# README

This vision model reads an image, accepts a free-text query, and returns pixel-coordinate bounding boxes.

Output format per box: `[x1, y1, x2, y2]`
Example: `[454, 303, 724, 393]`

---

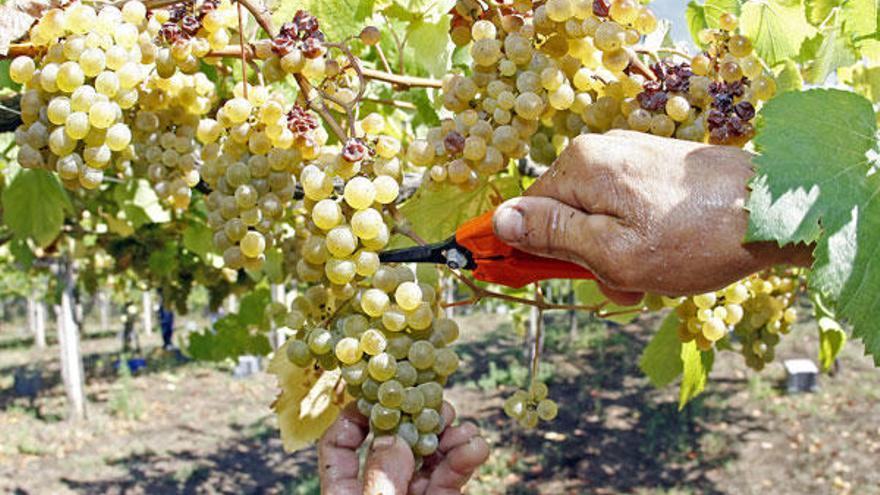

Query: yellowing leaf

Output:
[818, 316, 847, 371]
[679, 341, 714, 410]
[268, 343, 351, 452]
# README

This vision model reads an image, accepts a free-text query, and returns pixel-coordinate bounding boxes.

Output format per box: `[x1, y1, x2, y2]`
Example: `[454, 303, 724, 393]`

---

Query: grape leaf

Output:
[841, 0, 877, 37]
[113, 179, 170, 228]
[238, 287, 271, 327]
[389, 0, 456, 21]
[746, 89, 880, 364]
[741, 0, 815, 66]
[805, 0, 841, 25]
[685, 1, 709, 48]
[818, 316, 847, 371]
[798, 10, 858, 84]
[838, 62, 880, 102]
[268, 342, 351, 452]
[270, 0, 370, 42]
[679, 341, 714, 409]
[182, 220, 214, 259]
[9, 238, 34, 270]
[1, 169, 71, 247]
[774, 58, 804, 92]
[148, 242, 179, 278]
[186, 314, 272, 361]
[393, 174, 522, 247]
[703, 0, 743, 28]
[574, 280, 641, 324]
[406, 18, 452, 78]
[639, 313, 684, 388]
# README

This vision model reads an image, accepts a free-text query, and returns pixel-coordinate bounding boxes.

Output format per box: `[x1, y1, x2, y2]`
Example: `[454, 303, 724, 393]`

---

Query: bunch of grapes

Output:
[199, 84, 327, 270]
[280, 118, 463, 457]
[669, 272, 800, 370]
[415, 0, 658, 183]
[251, 10, 328, 82]
[151, 0, 243, 77]
[132, 71, 217, 209]
[503, 381, 559, 428]
[10, 1, 153, 190]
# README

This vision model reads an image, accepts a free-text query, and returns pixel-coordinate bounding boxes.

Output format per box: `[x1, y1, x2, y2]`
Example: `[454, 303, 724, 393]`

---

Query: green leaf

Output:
[746, 89, 880, 364]
[186, 315, 272, 361]
[263, 247, 285, 284]
[686, 1, 709, 47]
[741, 0, 815, 66]
[838, 62, 880, 102]
[272, 0, 372, 42]
[406, 18, 452, 78]
[773, 58, 804, 92]
[841, 0, 877, 37]
[798, 10, 858, 84]
[0, 60, 20, 91]
[679, 342, 714, 410]
[113, 179, 170, 228]
[9, 238, 34, 270]
[148, 242, 179, 278]
[640, 313, 684, 388]
[182, 221, 214, 259]
[805, 0, 841, 24]
[818, 316, 847, 371]
[389, 0, 456, 20]
[239, 287, 271, 327]
[704, 0, 743, 28]
[416, 263, 440, 286]
[574, 280, 642, 324]
[393, 175, 522, 246]
[1, 169, 71, 247]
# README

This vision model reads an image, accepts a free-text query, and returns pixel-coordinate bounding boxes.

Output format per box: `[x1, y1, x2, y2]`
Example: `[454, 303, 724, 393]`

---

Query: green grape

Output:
[312, 199, 342, 230]
[406, 303, 434, 331]
[325, 259, 357, 285]
[362, 378, 380, 401]
[307, 328, 333, 355]
[105, 123, 131, 151]
[386, 334, 412, 360]
[335, 337, 363, 364]
[368, 352, 397, 381]
[240, 231, 266, 258]
[342, 315, 368, 338]
[530, 382, 549, 401]
[357, 398, 373, 417]
[433, 348, 459, 376]
[408, 341, 436, 370]
[372, 176, 399, 204]
[325, 226, 357, 258]
[397, 421, 419, 447]
[401, 387, 425, 414]
[378, 380, 404, 408]
[665, 96, 691, 122]
[353, 250, 380, 277]
[394, 282, 422, 311]
[341, 361, 368, 386]
[503, 394, 526, 419]
[286, 339, 314, 368]
[361, 288, 390, 317]
[395, 361, 418, 387]
[371, 405, 402, 431]
[351, 208, 383, 240]
[343, 176, 376, 210]
[359, 329, 387, 356]
[414, 433, 439, 457]
[9, 56, 35, 84]
[88, 101, 117, 129]
[417, 382, 443, 410]
[414, 408, 441, 433]
[536, 399, 558, 421]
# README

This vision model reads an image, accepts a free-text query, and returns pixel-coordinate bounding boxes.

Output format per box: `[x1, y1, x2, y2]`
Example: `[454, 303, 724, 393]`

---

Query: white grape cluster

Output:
[152, 0, 238, 76]
[503, 381, 558, 428]
[410, 0, 658, 186]
[667, 272, 799, 369]
[132, 71, 217, 209]
[199, 84, 327, 270]
[282, 118, 461, 457]
[10, 2, 154, 189]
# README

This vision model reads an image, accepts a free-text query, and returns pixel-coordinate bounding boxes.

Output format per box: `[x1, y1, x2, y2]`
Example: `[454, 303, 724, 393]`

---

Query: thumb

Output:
[363, 435, 415, 495]
[493, 197, 621, 272]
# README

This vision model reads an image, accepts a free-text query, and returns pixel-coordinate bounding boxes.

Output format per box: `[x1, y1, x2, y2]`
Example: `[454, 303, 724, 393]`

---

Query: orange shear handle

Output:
[455, 208, 596, 288]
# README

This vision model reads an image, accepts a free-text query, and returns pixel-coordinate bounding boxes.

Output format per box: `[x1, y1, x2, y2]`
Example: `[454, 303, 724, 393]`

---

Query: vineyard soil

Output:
[0, 311, 877, 494]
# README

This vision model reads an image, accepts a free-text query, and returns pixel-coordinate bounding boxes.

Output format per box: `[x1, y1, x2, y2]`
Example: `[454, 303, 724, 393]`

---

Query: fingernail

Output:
[494, 203, 525, 242]
[372, 435, 395, 452]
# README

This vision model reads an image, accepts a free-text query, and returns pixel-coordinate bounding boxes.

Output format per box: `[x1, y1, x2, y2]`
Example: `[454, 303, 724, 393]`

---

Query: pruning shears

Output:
[379, 208, 596, 288]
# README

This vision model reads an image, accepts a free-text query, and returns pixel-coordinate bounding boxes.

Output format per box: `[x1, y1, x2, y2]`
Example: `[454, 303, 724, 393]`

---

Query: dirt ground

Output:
[0, 308, 878, 495]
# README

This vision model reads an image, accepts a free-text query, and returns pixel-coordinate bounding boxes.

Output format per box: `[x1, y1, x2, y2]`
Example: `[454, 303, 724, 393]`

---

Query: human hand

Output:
[317, 402, 490, 495]
[493, 130, 812, 300]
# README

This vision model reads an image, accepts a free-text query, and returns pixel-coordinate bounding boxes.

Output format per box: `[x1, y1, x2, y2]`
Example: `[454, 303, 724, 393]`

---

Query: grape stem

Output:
[361, 97, 417, 110]
[374, 43, 393, 74]
[626, 48, 658, 81]
[637, 47, 693, 60]
[236, 0, 248, 100]
[293, 73, 348, 141]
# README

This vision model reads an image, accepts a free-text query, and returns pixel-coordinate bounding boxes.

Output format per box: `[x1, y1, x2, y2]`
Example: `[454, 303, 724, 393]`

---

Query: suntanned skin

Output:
[493, 130, 812, 305]
[316, 131, 814, 494]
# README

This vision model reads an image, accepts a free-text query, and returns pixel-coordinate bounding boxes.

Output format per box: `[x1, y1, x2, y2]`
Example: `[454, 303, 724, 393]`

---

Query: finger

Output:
[418, 401, 460, 472]
[439, 401, 456, 430]
[438, 422, 479, 453]
[493, 196, 626, 271]
[318, 405, 369, 495]
[424, 436, 491, 494]
[598, 284, 644, 306]
[363, 435, 415, 495]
